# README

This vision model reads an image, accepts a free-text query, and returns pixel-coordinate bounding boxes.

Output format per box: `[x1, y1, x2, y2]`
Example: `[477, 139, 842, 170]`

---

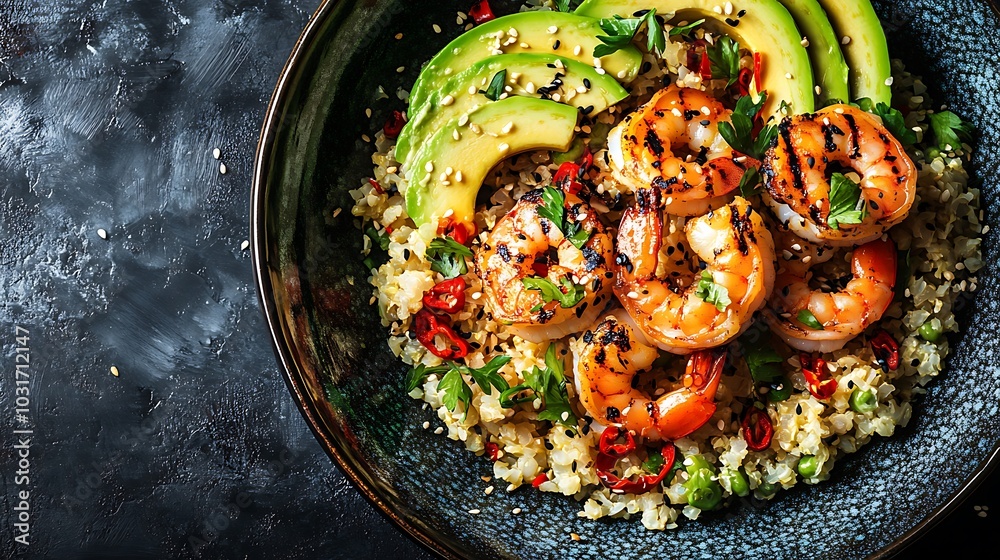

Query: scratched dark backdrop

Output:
[0, 0, 995, 558]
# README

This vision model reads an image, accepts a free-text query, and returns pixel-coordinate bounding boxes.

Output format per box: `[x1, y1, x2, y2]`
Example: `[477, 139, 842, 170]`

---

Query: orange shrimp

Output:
[765, 237, 897, 352]
[763, 104, 916, 246]
[607, 85, 752, 216]
[571, 309, 728, 440]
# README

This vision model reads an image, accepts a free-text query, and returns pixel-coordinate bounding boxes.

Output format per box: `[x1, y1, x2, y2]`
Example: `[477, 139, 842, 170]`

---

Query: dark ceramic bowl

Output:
[252, 1, 1000, 558]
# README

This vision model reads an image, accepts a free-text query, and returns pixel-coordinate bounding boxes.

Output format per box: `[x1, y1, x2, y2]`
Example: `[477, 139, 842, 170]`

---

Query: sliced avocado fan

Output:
[404, 97, 578, 229]
[406, 11, 643, 118]
[814, 0, 892, 104]
[775, 0, 850, 104]
[576, 0, 816, 118]
[396, 53, 628, 165]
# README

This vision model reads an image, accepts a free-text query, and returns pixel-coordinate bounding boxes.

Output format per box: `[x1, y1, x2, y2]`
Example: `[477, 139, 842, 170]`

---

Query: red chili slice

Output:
[468, 0, 495, 24]
[437, 217, 476, 246]
[800, 352, 837, 400]
[422, 277, 467, 314]
[368, 178, 384, 194]
[485, 441, 500, 462]
[531, 260, 549, 278]
[553, 161, 583, 194]
[383, 110, 405, 139]
[580, 145, 594, 171]
[735, 67, 753, 97]
[413, 309, 470, 360]
[741, 406, 774, 452]
[594, 428, 677, 494]
[698, 52, 713, 82]
[531, 473, 548, 488]
[870, 329, 900, 371]
[752, 52, 763, 94]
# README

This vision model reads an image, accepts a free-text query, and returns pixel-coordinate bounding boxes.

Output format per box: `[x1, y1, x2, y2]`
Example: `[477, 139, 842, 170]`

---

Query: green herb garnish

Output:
[797, 309, 824, 330]
[737, 166, 763, 198]
[554, 0, 582, 12]
[499, 345, 577, 430]
[537, 186, 591, 249]
[466, 356, 512, 396]
[365, 225, 390, 251]
[522, 276, 586, 308]
[594, 9, 665, 58]
[694, 270, 731, 311]
[438, 364, 473, 415]
[668, 18, 705, 37]
[855, 98, 917, 145]
[708, 36, 740, 87]
[826, 172, 867, 229]
[426, 237, 473, 278]
[719, 93, 777, 160]
[642, 449, 666, 473]
[928, 110, 973, 151]
[483, 69, 507, 102]
[405, 363, 449, 393]
[419, 356, 512, 418]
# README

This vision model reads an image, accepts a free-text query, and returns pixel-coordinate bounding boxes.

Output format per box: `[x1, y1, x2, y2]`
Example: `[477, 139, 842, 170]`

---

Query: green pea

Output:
[756, 481, 777, 497]
[685, 468, 723, 510]
[685, 454, 715, 476]
[724, 469, 750, 497]
[797, 455, 819, 479]
[767, 376, 793, 402]
[849, 388, 878, 413]
[553, 138, 585, 164]
[918, 321, 943, 342]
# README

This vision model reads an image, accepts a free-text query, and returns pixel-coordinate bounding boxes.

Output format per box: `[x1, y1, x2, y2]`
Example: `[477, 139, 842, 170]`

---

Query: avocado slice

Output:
[814, 0, 892, 104]
[576, 0, 815, 117]
[404, 97, 578, 229]
[396, 53, 628, 165]
[775, 0, 849, 104]
[407, 12, 643, 116]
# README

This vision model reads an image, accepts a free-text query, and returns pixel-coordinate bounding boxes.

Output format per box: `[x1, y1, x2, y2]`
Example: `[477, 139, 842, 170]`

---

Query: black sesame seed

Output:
[796, 404, 802, 415]
[725, 17, 739, 26]
[738, 9, 747, 17]
[553, 40, 561, 49]
[583, 78, 591, 89]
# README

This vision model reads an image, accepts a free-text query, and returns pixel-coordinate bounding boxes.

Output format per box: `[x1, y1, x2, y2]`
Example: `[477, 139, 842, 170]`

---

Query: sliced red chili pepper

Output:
[368, 178, 384, 194]
[422, 277, 467, 314]
[531, 473, 548, 488]
[580, 145, 594, 171]
[597, 426, 636, 458]
[870, 329, 900, 372]
[468, 0, 495, 24]
[595, 429, 676, 494]
[383, 110, 405, 139]
[553, 161, 583, 195]
[800, 352, 837, 400]
[699, 52, 713, 83]
[735, 67, 753, 97]
[752, 52, 763, 95]
[530, 260, 549, 278]
[741, 405, 774, 452]
[437, 217, 475, 246]
[485, 441, 500, 462]
[413, 309, 470, 360]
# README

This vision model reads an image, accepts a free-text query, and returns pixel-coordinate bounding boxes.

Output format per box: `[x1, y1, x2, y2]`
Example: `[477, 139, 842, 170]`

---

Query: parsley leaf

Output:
[536, 344, 578, 429]
[594, 9, 665, 57]
[826, 173, 867, 229]
[554, 0, 581, 12]
[563, 219, 590, 250]
[719, 92, 775, 160]
[737, 166, 763, 198]
[742, 344, 784, 385]
[466, 356, 511, 395]
[426, 237, 473, 278]
[694, 270, 731, 311]
[438, 364, 473, 415]
[365, 225, 390, 251]
[797, 309, 824, 330]
[537, 186, 591, 249]
[928, 110, 973, 151]
[642, 449, 665, 473]
[708, 35, 740, 87]
[405, 363, 449, 393]
[483, 69, 506, 102]
[855, 98, 916, 145]
[669, 18, 705, 37]
[522, 276, 586, 308]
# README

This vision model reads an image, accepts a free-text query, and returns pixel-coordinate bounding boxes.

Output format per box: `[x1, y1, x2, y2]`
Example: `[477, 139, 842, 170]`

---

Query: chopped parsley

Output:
[438, 364, 473, 414]
[928, 110, 973, 151]
[668, 18, 705, 37]
[855, 98, 917, 145]
[499, 345, 577, 431]
[483, 69, 507, 102]
[826, 173, 867, 230]
[365, 225, 390, 251]
[708, 36, 740, 87]
[594, 9, 665, 58]
[405, 363, 449, 393]
[522, 276, 586, 308]
[737, 166, 763, 198]
[426, 237, 473, 278]
[554, 0, 582, 12]
[642, 449, 665, 473]
[719, 93, 777, 160]
[537, 186, 591, 249]
[694, 270, 731, 311]
[410, 356, 512, 418]
[739, 329, 791, 402]
[797, 309, 824, 330]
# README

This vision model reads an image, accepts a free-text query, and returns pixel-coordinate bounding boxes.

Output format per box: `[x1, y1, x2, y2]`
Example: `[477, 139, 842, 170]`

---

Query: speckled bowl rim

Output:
[250, 1, 1000, 558]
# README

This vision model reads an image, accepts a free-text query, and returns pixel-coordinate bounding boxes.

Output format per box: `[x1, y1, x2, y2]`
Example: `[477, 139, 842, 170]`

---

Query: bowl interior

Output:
[252, 1, 1000, 558]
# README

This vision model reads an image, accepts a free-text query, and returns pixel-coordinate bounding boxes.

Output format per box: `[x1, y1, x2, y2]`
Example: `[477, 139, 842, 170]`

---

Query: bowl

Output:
[251, 1, 1000, 557]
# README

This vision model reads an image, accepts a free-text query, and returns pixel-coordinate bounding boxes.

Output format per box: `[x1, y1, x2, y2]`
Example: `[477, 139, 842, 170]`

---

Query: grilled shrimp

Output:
[763, 104, 916, 246]
[476, 188, 615, 343]
[572, 309, 728, 441]
[765, 237, 897, 352]
[607, 85, 752, 216]
[615, 194, 775, 353]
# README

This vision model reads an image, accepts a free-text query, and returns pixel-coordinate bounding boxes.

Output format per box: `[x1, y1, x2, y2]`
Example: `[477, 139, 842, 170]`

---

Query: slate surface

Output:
[0, 0, 995, 558]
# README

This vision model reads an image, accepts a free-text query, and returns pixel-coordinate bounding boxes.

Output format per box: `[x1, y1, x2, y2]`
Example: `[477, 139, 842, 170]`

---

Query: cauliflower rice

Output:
[349, 10, 983, 531]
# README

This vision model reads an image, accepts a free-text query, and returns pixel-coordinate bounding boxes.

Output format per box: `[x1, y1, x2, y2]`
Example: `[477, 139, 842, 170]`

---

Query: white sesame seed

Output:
[885, 76, 894, 86]
[815, 85, 822, 95]
[361, 134, 371, 143]
[573, 45, 582, 56]
[593, 57, 602, 68]
[507, 484, 516, 492]
[547, 26, 558, 34]
[484, 486, 494, 495]
[97, 228, 108, 239]
[443, 209, 454, 218]
[713, 5, 723, 14]
[441, 95, 455, 106]
[219, 162, 228, 174]
[458, 114, 469, 126]
[394, 32, 403, 40]
[498, 142, 510, 154]
[212, 148, 221, 159]
[452, 130, 461, 141]
[841, 35, 852, 45]
[110, 366, 119, 377]
[627, 291, 639, 299]
[595, 68, 605, 75]
[240, 240, 250, 251]
[472, 291, 482, 300]
[434, 427, 444, 434]
[470, 123, 482, 134]
[433, 24, 442, 33]
[512, 507, 522, 514]
[785, 72, 793, 79]
[701, 106, 711, 115]
[501, 121, 514, 134]
[455, 170, 463, 182]
[425, 161, 435, 172]
[800, 37, 810, 47]
[982, 225, 990, 234]
[835, 108, 845, 114]
[724, 2, 733, 15]
[422, 421, 430, 429]
[440, 172, 449, 182]
[519, 42, 529, 49]
[396, 66, 405, 73]
[468, 509, 480, 515]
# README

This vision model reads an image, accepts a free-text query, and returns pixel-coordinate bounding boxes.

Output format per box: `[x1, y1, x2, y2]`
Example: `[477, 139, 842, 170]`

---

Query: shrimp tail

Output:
[656, 348, 727, 440]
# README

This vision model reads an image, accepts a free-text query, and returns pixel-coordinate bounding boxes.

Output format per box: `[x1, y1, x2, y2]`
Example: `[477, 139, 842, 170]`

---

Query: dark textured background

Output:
[0, 0, 995, 558]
